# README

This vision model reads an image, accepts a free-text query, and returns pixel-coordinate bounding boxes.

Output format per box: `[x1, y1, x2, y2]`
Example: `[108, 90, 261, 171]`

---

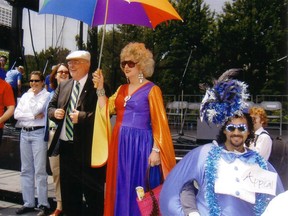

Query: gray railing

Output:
[164, 94, 288, 125]
[256, 95, 288, 125]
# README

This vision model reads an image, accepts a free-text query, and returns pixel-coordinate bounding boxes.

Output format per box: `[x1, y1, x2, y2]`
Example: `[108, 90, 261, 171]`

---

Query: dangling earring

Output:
[138, 73, 144, 84]
[126, 76, 130, 84]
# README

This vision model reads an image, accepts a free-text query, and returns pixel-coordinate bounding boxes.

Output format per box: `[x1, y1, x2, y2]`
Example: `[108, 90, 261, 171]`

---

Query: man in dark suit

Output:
[48, 51, 105, 216]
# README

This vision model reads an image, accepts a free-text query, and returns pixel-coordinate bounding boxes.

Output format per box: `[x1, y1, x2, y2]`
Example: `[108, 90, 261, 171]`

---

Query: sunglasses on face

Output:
[29, 79, 41, 83]
[225, 124, 248, 133]
[121, 61, 137, 68]
[57, 70, 69, 75]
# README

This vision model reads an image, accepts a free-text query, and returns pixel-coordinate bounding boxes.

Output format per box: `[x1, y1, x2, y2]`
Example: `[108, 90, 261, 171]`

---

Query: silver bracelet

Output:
[96, 88, 105, 97]
[152, 147, 160, 153]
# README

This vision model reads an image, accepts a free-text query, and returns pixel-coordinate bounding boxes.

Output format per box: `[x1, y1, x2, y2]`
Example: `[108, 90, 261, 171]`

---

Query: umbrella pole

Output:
[92, 0, 110, 168]
[97, 0, 110, 69]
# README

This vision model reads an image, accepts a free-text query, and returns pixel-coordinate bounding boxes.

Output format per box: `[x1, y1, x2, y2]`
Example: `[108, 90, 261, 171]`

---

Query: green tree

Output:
[152, 0, 218, 96]
[82, 0, 287, 98]
[217, 0, 287, 96]
[24, 47, 70, 81]
[86, 27, 98, 71]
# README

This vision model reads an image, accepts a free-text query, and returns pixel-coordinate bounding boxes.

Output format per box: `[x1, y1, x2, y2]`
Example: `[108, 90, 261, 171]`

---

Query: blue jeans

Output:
[20, 128, 49, 208]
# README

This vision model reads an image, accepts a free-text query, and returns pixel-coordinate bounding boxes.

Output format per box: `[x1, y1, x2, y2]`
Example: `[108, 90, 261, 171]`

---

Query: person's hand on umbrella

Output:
[92, 69, 104, 89]
[93, 69, 107, 108]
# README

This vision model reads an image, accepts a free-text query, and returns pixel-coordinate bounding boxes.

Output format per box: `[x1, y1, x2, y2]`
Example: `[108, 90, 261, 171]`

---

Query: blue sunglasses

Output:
[225, 124, 248, 132]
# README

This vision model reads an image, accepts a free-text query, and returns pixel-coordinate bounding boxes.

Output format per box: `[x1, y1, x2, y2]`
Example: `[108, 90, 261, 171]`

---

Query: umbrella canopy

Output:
[40, 0, 182, 68]
[40, 0, 182, 29]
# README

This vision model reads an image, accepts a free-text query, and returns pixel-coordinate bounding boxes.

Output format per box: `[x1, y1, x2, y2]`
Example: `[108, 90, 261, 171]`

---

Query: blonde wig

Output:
[120, 42, 155, 78]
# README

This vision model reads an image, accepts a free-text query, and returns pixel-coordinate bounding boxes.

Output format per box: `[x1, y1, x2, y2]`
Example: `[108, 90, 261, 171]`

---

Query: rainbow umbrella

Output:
[40, 0, 182, 28]
[39, 0, 182, 68]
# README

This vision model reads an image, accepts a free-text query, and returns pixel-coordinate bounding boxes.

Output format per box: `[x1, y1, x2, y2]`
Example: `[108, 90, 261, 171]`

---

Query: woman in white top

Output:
[14, 71, 50, 215]
[249, 106, 272, 160]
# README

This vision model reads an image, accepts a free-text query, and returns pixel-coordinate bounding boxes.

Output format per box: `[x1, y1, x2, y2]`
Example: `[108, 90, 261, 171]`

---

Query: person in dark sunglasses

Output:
[160, 79, 284, 216]
[14, 71, 51, 215]
[216, 113, 254, 152]
[92, 42, 176, 216]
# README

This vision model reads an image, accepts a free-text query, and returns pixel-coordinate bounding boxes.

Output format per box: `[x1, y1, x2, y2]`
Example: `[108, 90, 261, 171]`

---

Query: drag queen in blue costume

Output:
[160, 79, 284, 216]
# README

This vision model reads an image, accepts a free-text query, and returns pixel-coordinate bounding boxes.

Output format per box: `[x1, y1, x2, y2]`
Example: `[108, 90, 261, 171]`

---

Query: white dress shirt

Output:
[250, 127, 272, 160]
[14, 88, 50, 127]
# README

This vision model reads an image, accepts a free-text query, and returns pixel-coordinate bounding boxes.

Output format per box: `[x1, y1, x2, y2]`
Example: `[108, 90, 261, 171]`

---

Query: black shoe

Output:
[16, 206, 35, 215]
[37, 205, 49, 216]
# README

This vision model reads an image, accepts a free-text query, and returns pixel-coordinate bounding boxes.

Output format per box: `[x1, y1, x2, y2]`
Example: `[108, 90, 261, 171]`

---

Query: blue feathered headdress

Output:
[200, 79, 249, 125]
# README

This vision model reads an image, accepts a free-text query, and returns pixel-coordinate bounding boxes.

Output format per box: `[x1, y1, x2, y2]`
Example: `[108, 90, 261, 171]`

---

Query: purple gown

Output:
[106, 82, 161, 216]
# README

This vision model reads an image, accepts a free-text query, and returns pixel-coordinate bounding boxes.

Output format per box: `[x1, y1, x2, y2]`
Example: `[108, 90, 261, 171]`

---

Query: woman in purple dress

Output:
[92, 42, 176, 215]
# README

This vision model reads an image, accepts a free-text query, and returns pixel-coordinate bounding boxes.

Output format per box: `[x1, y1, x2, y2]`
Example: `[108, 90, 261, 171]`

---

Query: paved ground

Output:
[0, 123, 287, 215]
[0, 201, 40, 216]
[0, 125, 55, 215]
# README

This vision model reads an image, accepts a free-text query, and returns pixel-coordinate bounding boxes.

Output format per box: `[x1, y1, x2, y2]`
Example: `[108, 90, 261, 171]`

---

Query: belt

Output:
[22, 126, 45, 132]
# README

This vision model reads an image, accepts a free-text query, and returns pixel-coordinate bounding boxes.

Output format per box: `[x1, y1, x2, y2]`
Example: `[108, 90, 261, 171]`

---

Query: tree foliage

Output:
[23, 0, 287, 98]
[24, 47, 70, 77]
[217, 0, 287, 95]
[152, 0, 218, 95]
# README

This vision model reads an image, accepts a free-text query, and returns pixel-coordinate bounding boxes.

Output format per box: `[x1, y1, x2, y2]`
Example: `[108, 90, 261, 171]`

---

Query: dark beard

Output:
[228, 135, 245, 152]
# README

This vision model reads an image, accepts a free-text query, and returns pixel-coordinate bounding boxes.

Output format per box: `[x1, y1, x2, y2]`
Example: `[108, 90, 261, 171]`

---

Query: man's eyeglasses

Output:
[67, 60, 86, 66]
[225, 124, 248, 133]
[57, 70, 69, 75]
[29, 79, 41, 83]
[121, 61, 137, 69]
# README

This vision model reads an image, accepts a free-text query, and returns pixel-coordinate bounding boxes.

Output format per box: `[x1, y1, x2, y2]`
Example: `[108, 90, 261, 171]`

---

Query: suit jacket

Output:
[48, 74, 97, 166]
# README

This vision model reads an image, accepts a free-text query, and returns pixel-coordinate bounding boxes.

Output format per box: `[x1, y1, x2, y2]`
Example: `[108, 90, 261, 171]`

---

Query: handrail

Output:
[163, 94, 288, 125]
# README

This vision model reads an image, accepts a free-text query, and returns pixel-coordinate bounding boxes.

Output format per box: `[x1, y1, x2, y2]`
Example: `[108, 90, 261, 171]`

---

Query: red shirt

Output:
[0, 79, 15, 128]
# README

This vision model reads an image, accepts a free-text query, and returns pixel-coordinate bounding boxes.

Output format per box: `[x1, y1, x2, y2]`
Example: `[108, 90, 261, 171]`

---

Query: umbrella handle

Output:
[97, 0, 110, 69]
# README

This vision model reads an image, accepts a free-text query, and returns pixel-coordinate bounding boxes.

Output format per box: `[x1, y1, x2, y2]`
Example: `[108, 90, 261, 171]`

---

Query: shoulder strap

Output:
[259, 130, 270, 136]
[253, 130, 271, 147]
[259, 130, 272, 139]
[253, 135, 259, 147]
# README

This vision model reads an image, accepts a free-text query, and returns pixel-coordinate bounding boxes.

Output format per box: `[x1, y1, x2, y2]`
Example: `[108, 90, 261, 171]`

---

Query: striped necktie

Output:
[66, 81, 80, 140]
